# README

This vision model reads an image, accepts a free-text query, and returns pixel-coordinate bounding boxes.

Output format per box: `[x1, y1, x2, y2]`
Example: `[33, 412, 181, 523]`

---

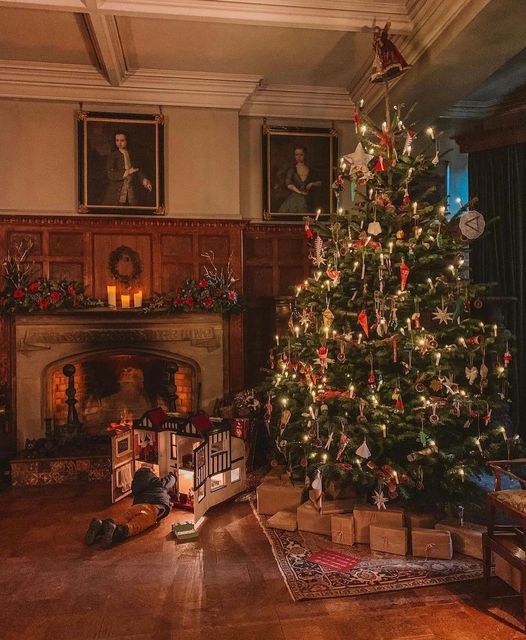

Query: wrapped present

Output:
[261, 466, 287, 484]
[257, 478, 303, 515]
[494, 552, 521, 593]
[370, 524, 408, 556]
[435, 520, 485, 559]
[267, 510, 297, 532]
[297, 501, 332, 536]
[353, 504, 405, 544]
[331, 514, 355, 546]
[309, 491, 354, 515]
[405, 512, 435, 530]
[172, 522, 199, 542]
[412, 528, 453, 560]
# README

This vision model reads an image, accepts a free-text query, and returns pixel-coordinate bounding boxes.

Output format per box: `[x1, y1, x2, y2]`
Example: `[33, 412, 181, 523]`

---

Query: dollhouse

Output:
[110, 407, 247, 525]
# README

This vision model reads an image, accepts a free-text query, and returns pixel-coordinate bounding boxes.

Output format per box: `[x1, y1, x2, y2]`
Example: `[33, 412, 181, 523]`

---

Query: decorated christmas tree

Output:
[262, 26, 515, 511]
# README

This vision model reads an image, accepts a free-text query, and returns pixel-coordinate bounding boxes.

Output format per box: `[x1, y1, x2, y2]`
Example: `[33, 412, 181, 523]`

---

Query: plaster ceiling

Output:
[0, 0, 523, 122]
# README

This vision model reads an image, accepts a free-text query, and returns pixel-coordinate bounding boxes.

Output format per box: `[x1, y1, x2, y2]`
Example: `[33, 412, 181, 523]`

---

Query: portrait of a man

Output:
[263, 126, 338, 218]
[78, 112, 165, 215]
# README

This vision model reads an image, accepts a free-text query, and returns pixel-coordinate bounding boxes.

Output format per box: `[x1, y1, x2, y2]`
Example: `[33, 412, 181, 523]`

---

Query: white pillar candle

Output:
[121, 294, 130, 309]
[107, 285, 117, 308]
[133, 291, 143, 308]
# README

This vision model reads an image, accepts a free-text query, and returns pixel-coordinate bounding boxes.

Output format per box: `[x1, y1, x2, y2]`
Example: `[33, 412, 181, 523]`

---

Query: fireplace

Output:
[14, 310, 227, 449]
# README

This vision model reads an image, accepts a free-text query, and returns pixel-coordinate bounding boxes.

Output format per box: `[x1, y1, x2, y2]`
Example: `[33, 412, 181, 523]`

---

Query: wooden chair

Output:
[484, 459, 526, 624]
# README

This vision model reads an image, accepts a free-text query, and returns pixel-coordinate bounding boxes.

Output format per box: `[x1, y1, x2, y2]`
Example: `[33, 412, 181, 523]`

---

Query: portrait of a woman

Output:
[278, 146, 322, 213]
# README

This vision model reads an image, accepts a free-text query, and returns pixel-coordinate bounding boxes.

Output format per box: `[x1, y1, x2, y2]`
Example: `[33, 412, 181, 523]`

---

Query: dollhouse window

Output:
[210, 439, 226, 455]
[210, 472, 226, 492]
[197, 485, 205, 502]
[231, 467, 240, 483]
[170, 434, 177, 460]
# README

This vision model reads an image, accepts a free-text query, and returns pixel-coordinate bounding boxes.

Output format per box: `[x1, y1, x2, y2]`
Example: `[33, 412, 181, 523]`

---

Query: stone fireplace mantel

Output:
[14, 311, 228, 448]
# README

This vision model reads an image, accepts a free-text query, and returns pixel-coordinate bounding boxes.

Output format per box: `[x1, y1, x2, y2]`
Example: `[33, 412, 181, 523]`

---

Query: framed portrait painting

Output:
[77, 111, 165, 215]
[262, 125, 338, 219]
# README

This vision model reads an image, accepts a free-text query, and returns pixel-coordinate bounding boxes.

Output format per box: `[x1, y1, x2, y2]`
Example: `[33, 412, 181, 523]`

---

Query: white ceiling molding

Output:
[0, 60, 262, 108]
[442, 90, 526, 121]
[241, 84, 355, 120]
[347, 0, 493, 111]
[82, 4, 127, 86]
[0, 0, 413, 33]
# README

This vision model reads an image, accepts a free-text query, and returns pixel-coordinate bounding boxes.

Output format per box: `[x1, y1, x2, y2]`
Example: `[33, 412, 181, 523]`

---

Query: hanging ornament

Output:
[310, 236, 326, 267]
[483, 405, 492, 426]
[400, 258, 410, 291]
[304, 220, 313, 239]
[357, 309, 369, 337]
[402, 130, 416, 156]
[503, 342, 513, 367]
[429, 378, 442, 393]
[336, 432, 350, 461]
[279, 408, 291, 433]
[459, 210, 485, 240]
[429, 403, 439, 424]
[355, 438, 371, 459]
[403, 188, 411, 206]
[432, 302, 453, 325]
[311, 469, 323, 510]
[372, 489, 388, 510]
[465, 365, 479, 385]
[416, 466, 424, 491]
[367, 219, 382, 236]
[357, 399, 368, 423]
[315, 345, 332, 370]
[374, 156, 385, 172]
[326, 268, 341, 286]
[337, 341, 346, 363]
[370, 22, 412, 83]
[324, 430, 335, 450]
[342, 142, 373, 178]
[322, 306, 335, 330]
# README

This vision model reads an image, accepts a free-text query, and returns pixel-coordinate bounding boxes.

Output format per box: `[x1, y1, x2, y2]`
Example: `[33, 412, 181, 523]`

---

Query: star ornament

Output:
[432, 304, 453, 325]
[342, 142, 373, 176]
[372, 489, 389, 510]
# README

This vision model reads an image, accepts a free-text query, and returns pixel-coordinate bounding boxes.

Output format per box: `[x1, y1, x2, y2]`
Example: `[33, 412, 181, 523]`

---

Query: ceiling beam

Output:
[0, 0, 413, 33]
[0, 60, 262, 109]
[82, 1, 127, 86]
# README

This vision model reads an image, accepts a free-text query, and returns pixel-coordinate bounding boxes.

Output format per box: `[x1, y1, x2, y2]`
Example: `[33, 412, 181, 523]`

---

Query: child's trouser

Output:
[117, 503, 161, 536]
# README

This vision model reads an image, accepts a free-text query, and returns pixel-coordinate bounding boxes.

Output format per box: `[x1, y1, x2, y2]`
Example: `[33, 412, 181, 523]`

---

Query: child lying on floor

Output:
[85, 467, 176, 548]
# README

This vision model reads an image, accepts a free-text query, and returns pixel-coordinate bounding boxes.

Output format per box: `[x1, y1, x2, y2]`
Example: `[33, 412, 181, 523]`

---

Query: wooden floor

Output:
[0, 483, 524, 640]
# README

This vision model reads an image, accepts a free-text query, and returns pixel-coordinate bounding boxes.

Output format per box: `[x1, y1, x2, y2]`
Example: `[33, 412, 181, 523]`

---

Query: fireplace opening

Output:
[48, 352, 196, 434]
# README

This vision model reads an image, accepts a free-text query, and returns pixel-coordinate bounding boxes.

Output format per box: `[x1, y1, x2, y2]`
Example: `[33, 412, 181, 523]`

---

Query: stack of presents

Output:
[256, 467, 487, 564]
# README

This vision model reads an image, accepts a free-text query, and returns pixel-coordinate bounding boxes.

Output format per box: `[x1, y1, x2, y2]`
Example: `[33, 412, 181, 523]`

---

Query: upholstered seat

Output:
[489, 489, 526, 514]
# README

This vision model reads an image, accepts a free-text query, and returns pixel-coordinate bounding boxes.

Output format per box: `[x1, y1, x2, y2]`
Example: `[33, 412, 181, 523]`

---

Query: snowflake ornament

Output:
[372, 489, 389, 510]
[432, 304, 453, 325]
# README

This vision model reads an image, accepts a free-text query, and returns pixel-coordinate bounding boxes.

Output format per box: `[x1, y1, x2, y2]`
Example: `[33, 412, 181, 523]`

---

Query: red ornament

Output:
[374, 156, 385, 172]
[304, 221, 313, 239]
[503, 351, 513, 366]
[395, 397, 404, 412]
[400, 258, 410, 291]
[357, 309, 369, 337]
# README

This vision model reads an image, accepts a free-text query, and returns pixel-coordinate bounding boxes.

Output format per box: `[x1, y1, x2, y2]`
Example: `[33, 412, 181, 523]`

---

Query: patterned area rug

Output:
[251, 503, 485, 601]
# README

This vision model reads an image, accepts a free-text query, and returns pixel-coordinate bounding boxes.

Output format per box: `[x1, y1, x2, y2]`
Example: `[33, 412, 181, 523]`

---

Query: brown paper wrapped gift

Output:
[331, 514, 355, 546]
[434, 520, 484, 559]
[256, 479, 303, 515]
[297, 501, 332, 536]
[267, 510, 297, 532]
[370, 524, 408, 556]
[405, 512, 435, 530]
[411, 528, 453, 560]
[353, 505, 405, 544]
[309, 491, 355, 515]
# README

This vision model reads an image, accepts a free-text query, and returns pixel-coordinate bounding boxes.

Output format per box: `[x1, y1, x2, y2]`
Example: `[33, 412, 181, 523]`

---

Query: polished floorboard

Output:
[0, 482, 524, 639]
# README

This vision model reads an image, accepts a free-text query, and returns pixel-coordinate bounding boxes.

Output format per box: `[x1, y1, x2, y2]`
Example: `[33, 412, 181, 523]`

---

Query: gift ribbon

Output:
[424, 543, 436, 560]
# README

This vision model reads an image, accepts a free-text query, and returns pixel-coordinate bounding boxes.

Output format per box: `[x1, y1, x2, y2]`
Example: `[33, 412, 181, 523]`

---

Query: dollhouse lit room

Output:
[1, 1, 526, 638]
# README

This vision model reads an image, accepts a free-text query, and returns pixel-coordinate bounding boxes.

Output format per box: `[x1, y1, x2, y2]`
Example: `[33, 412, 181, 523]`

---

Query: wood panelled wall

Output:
[0, 215, 309, 462]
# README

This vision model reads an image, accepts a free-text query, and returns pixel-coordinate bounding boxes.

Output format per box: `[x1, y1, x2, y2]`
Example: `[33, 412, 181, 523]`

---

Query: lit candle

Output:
[324, 326, 329, 339]
[381, 424, 386, 438]
[275, 335, 280, 346]
[120, 294, 130, 309]
[393, 470, 399, 485]
[493, 324, 498, 337]
[294, 326, 300, 338]
[133, 290, 143, 308]
[406, 318, 412, 331]
[412, 201, 418, 215]
[459, 468, 465, 483]
[357, 333, 363, 345]
[500, 426, 507, 441]
[380, 253, 385, 267]
[388, 241, 394, 254]
[107, 285, 117, 308]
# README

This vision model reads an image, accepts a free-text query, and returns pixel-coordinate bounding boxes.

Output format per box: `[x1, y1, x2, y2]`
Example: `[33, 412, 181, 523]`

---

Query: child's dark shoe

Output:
[101, 520, 117, 548]
[84, 518, 103, 546]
